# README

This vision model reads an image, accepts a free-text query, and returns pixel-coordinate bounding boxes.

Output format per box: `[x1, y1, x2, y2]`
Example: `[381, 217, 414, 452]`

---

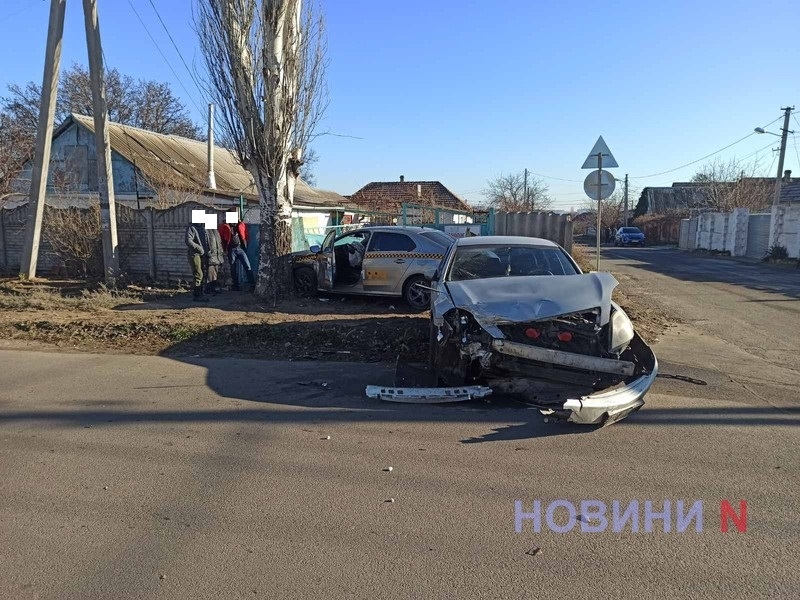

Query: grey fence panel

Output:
[492, 211, 573, 251]
[746, 213, 772, 259]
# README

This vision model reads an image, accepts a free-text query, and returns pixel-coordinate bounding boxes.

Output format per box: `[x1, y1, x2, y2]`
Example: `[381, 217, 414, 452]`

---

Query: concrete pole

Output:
[82, 0, 120, 284]
[773, 107, 794, 205]
[20, 0, 66, 280]
[596, 153, 602, 271]
[206, 103, 216, 189]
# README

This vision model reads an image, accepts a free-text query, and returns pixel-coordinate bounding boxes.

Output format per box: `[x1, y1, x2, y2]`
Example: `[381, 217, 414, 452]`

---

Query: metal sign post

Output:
[581, 136, 618, 272]
[596, 152, 603, 271]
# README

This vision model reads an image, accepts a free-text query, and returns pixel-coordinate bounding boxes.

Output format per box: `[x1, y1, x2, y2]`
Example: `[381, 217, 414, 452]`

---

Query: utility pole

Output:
[623, 173, 629, 226]
[523, 168, 528, 208]
[82, 0, 120, 284]
[20, 0, 66, 280]
[773, 106, 794, 205]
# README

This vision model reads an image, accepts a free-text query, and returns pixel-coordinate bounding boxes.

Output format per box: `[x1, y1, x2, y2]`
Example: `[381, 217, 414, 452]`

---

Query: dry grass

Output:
[0, 281, 143, 312]
[570, 245, 593, 272]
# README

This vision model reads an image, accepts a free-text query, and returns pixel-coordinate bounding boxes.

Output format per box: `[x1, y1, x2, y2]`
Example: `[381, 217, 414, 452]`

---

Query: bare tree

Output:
[301, 146, 319, 187]
[583, 191, 624, 231]
[196, 0, 329, 302]
[483, 171, 552, 211]
[691, 157, 773, 212]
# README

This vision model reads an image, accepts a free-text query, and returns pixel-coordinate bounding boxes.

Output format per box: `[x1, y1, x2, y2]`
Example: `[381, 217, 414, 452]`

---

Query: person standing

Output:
[185, 219, 209, 302]
[229, 220, 255, 291]
[206, 224, 225, 294]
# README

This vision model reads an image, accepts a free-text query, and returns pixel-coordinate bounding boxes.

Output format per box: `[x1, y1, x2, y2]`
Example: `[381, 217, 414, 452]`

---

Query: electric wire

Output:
[629, 115, 785, 179]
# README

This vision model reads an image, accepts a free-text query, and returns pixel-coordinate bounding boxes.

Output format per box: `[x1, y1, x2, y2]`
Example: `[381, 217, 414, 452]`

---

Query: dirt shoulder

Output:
[0, 259, 674, 361]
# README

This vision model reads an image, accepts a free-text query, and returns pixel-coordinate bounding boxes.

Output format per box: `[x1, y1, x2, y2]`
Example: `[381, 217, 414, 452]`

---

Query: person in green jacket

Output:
[185, 221, 209, 302]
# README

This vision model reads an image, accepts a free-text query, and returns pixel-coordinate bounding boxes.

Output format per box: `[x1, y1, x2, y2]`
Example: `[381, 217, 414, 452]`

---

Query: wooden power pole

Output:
[20, 0, 66, 279]
[20, 0, 120, 284]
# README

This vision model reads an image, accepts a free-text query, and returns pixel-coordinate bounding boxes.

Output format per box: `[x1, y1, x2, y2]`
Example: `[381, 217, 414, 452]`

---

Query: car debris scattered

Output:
[365, 236, 658, 426]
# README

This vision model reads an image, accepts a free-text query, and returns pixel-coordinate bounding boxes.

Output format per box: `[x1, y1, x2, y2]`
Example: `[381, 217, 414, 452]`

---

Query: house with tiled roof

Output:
[347, 176, 472, 215]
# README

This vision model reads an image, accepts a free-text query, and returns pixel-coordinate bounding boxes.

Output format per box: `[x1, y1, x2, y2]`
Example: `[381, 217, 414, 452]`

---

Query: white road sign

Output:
[583, 169, 616, 200]
[581, 136, 618, 169]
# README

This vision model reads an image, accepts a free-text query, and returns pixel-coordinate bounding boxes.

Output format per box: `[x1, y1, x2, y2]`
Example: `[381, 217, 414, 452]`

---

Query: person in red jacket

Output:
[222, 214, 255, 291]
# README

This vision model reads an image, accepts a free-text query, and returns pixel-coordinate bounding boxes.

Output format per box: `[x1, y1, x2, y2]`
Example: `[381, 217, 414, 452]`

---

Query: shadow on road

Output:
[602, 247, 800, 300]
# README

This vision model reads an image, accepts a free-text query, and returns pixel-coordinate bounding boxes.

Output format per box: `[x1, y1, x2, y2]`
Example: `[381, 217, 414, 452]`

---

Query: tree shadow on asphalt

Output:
[603, 247, 800, 300]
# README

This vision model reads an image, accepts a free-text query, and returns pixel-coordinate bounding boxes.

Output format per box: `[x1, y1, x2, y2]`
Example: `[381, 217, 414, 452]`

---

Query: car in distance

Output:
[292, 226, 455, 311]
[427, 235, 658, 425]
[614, 226, 646, 246]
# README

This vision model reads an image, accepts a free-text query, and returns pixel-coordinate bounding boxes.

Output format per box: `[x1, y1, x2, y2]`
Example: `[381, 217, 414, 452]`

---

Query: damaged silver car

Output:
[425, 236, 658, 425]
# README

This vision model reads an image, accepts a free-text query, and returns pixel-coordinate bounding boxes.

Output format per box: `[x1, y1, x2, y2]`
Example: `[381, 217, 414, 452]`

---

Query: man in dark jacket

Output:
[206, 224, 225, 294]
[185, 219, 209, 302]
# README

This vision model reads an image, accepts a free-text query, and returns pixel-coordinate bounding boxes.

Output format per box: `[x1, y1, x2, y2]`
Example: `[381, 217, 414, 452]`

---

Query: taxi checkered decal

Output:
[364, 252, 443, 260]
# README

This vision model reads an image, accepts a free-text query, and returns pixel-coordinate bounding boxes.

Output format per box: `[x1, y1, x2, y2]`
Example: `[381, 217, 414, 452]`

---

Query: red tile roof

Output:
[347, 181, 471, 213]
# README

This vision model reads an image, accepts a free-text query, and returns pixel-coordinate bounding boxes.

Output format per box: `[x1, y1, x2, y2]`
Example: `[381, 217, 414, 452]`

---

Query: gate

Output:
[746, 213, 771, 259]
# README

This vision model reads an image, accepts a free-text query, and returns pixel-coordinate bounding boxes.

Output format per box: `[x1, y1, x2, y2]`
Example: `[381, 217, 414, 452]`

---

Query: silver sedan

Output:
[426, 236, 658, 425]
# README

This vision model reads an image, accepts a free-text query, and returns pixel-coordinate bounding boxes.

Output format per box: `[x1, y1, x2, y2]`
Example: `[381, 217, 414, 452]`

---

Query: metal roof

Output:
[60, 114, 351, 209]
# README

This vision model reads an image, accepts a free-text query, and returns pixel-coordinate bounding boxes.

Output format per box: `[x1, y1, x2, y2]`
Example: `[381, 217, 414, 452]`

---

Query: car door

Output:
[363, 231, 417, 294]
[316, 229, 337, 290]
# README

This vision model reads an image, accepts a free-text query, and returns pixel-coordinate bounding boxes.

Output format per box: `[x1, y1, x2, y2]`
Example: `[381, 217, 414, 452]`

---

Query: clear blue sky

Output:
[3, 0, 798, 209]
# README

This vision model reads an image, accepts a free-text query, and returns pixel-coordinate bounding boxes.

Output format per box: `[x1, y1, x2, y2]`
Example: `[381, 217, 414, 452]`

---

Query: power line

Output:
[629, 114, 785, 180]
[125, 0, 207, 121]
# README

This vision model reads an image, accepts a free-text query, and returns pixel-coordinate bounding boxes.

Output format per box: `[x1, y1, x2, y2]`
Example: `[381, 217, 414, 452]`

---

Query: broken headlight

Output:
[609, 308, 634, 353]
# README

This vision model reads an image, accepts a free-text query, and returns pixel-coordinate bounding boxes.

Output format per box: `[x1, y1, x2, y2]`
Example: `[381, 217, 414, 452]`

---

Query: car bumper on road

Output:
[561, 340, 658, 425]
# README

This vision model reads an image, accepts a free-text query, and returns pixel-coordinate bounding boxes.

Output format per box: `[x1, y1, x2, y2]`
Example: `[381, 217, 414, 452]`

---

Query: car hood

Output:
[444, 272, 618, 327]
[621, 232, 644, 237]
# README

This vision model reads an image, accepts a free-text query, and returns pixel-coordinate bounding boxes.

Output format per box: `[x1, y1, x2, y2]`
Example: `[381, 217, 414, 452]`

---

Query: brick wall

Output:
[1, 201, 228, 282]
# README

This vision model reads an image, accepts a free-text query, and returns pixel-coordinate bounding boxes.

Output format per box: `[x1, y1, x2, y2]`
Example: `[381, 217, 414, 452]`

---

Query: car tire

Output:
[403, 274, 430, 312]
[293, 266, 317, 297]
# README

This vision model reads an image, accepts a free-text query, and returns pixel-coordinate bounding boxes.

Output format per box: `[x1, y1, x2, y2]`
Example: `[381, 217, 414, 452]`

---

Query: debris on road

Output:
[526, 547, 543, 557]
[365, 385, 492, 403]
[383, 467, 393, 472]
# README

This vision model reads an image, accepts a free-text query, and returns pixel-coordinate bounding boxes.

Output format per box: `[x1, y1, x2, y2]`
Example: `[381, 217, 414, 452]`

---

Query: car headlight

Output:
[610, 309, 634, 353]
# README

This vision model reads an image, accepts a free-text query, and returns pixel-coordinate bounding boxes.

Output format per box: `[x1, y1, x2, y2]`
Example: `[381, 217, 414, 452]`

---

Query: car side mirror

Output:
[309, 245, 321, 254]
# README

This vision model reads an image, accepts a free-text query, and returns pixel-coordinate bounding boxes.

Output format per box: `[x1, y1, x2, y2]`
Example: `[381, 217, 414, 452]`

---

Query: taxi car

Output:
[292, 226, 455, 311]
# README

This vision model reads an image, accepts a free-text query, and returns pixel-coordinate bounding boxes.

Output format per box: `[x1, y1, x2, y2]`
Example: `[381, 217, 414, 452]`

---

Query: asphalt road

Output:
[1, 247, 798, 599]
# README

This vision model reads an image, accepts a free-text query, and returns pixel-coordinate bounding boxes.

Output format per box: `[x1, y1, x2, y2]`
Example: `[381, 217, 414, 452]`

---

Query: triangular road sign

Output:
[581, 136, 618, 169]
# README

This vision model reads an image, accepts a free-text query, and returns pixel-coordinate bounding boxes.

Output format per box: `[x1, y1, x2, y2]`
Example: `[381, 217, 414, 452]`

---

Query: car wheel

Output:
[403, 275, 430, 312]
[293, 266, 317, 296]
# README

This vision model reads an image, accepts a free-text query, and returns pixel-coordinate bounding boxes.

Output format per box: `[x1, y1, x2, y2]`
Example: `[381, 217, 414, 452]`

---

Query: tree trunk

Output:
[253, 168, 294, 305]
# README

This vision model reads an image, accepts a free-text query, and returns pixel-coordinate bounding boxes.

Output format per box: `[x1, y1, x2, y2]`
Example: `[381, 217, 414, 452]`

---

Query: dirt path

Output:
[0, 267, 673, 360]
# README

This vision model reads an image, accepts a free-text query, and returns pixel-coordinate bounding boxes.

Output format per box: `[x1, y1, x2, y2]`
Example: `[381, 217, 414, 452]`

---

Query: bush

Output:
[766, 245, 789, 261]
[42, 204, 103, 277]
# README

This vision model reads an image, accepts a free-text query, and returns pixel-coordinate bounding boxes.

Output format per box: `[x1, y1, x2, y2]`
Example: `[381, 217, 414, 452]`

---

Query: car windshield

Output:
[447, 245, 578, 281]
[620, 227, 642, 234]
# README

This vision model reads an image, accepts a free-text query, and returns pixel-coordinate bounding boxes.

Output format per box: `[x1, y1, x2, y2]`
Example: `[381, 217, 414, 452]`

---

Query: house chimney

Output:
[206, 103, 216, 190]
[784, 170, 792, 182]
[417, 184, 421, 198]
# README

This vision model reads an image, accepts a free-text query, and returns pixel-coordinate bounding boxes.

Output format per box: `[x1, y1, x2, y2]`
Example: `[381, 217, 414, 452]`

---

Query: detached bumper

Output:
[562, 337, 658, 425]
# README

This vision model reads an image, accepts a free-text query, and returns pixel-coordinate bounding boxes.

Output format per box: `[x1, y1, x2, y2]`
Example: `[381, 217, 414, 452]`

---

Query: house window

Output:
[369, 232, 416, 252]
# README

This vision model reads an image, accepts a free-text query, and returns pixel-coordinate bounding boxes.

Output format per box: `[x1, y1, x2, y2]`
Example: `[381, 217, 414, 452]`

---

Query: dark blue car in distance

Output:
[614, 226, 646, 247]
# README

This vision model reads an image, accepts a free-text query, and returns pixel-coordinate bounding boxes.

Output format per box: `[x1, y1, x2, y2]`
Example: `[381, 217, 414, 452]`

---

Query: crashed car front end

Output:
[431, 273, 658, 425]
